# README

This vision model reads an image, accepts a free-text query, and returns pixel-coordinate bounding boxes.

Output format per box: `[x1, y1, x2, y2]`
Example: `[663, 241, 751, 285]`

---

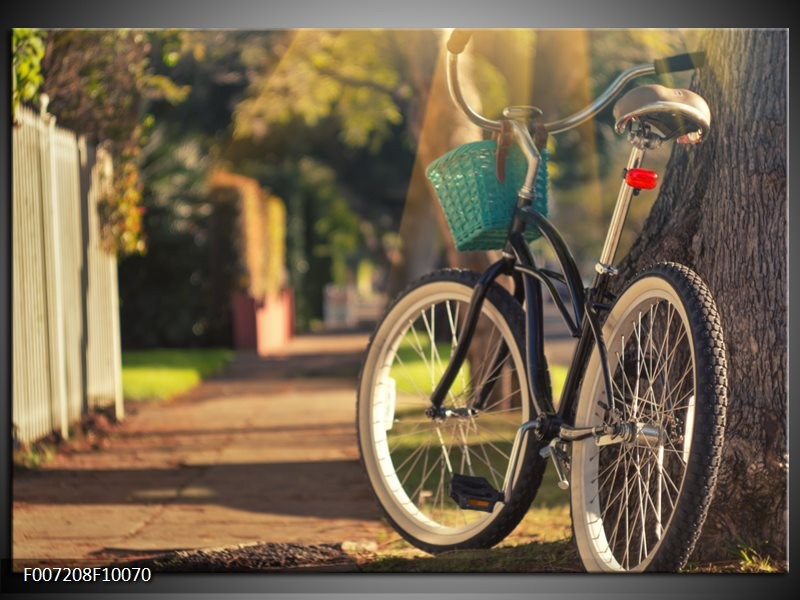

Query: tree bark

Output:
[615, 29, 787, 560]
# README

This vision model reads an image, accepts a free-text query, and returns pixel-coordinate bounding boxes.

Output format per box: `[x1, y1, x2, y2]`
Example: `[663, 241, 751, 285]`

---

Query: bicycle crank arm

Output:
[501, 418, 542, 501]
[595, 433, 626, 446]
[501, 418, 604, 497]
[558, 423, 607, 441]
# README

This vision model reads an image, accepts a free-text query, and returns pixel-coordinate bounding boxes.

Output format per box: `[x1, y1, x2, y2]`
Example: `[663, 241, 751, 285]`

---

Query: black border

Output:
[1, 0, 794, 597]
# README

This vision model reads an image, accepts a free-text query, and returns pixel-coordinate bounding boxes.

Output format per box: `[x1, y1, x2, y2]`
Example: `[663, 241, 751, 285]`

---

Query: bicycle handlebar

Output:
[446, 53, 503, 132]
[543, 63, 655, 134]
[446, 29, 472, 54]
[445, 29, 705, 135]
[653, 51, 706, 74]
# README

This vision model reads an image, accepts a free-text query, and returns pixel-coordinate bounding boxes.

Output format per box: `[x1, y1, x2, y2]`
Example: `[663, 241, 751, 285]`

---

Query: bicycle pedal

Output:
[449, 474, 504, 512]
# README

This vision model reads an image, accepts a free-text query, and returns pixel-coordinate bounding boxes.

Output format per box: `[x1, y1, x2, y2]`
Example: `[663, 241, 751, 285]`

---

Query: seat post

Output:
[596, 144, 646, 274]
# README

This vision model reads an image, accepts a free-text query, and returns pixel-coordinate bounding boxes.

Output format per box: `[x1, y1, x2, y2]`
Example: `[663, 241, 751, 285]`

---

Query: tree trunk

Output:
[616, 29, 787, 561]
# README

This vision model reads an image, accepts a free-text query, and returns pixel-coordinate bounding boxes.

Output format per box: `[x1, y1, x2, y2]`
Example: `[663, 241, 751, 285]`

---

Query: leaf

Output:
[233, 30, 409, 149]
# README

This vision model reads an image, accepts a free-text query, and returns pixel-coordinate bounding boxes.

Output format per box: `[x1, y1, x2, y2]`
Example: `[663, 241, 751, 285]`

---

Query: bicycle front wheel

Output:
[357, 269, 546, 553]
[571, 263, 728, 572]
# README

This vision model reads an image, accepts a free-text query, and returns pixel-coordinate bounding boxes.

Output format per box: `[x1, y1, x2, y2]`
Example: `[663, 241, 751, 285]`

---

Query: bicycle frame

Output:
[428, 139, 649, 447]
[363, 33, 720, 566]
[424, 34, 712, 499]
[428, 39, 658, 448]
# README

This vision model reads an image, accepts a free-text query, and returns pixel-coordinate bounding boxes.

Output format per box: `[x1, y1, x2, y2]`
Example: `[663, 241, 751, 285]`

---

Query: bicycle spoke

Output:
[388, 422, 434, 453]
[468, 416, 517, 446]
[401, 440, 431, 490]
[479, 378, 521, 414]
[410, 447, 441, 503]
[392, 351, 432, 403]
[395, 438, 432, 474]
[469, 430, 506, 489]
[588, 296, 697, 570]
[445, 300, 470, 397]
[367, 280, 530, 535]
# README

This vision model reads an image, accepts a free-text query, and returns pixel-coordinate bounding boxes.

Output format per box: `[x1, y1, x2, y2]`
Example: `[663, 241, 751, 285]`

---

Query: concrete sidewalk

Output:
[13, 313, 575, 566]
[13, 331, 389, 565]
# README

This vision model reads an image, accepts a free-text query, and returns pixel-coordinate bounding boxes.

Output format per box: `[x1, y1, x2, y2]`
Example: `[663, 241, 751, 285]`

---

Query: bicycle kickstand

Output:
[540, 439, 570, 490]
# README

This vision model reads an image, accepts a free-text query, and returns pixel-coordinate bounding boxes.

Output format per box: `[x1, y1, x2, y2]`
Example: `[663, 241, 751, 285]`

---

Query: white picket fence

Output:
[12, 105, 123, 444]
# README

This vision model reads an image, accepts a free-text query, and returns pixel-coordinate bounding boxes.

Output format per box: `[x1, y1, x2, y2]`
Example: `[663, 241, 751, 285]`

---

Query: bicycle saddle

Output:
[613, 84, 710, 143]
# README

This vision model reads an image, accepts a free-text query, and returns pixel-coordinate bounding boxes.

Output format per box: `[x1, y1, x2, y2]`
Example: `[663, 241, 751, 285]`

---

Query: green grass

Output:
[361, 537, 579, 572]
[389, 329, 569, 402]
[549, 364, 567, 405]
[734, 545, 781, 573]
[363, 404, 785, 574]
[390, 337, 470, 396]
[382, 351, 568, 500]
[122, 348, 234, 401]
[684, 544, 785, 573]
[13, 438, 58, 469]
[361, 466, 575, 572]
[373, 356, 572, 541]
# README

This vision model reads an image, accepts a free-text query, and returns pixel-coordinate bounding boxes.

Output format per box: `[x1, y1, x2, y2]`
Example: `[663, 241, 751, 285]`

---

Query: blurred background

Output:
[116, 29, 698, 345]
[15, 28, 701, 348]
[12, 29, 703, 433]
[12, 28, 729, 570]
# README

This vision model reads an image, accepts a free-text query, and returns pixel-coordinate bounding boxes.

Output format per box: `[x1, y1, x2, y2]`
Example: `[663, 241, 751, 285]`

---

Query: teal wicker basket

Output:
[426, 140, 549, 251]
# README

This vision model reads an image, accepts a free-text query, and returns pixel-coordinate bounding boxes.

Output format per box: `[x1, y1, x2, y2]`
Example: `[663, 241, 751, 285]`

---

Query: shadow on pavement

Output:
[14, 459, 380, 521]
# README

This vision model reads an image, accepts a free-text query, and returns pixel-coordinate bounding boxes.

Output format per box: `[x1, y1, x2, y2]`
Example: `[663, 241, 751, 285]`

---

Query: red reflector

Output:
[625, 168, 659, 190]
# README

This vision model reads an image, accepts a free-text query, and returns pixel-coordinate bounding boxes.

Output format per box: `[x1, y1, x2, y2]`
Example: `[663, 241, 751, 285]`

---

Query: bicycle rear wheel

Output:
[357, 269, 546, 553]
[571, 263, 728, 572]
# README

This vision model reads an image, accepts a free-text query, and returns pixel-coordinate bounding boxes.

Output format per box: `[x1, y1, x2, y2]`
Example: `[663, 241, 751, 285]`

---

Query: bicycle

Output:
[356, 30, 728, 572]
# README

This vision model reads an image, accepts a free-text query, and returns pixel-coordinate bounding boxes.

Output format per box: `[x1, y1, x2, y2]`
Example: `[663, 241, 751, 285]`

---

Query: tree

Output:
[11, 29, 45, 122]
[231, 31, 535, 285]
[118, 31, 267, 347]
[616, 29, 787, 562]
[232, 30, 444, 293]
[40, 30, 188, 255]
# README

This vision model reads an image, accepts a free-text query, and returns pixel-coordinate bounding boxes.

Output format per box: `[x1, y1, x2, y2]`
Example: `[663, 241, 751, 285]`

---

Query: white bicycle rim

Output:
[358, 279, 530, 547]
[571, 276, 697, 572]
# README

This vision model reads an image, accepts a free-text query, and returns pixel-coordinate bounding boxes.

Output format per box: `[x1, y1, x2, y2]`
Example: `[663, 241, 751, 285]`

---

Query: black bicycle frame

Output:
[428, 201, 616, 438]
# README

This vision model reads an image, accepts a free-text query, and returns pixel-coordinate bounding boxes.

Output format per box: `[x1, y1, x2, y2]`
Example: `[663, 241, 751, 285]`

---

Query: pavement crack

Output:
[125, 468, 210, 542]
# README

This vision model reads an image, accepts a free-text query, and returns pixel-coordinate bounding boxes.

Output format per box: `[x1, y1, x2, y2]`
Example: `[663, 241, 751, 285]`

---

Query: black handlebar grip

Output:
[447, 30, 473, 55]
[653, 51, 707, 74]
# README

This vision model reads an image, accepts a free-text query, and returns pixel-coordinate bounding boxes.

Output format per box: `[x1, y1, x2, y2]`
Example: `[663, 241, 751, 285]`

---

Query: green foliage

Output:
[313, 192, 361, 286]
[13, 438, 57, 470]
[121, 348, 233, 401]
[11, 28, 45, 122]
[225, 31, 444, 326]
[737, 545, 778, 573]
[119, 131, 240, 348]
[234, 30, 409, 150]
[263, 195, 287, 296]
[118, 32, 272, 348]
[225, 152, 367, 331]
[40, 30, 188, 256]
[211, 171, 287, 299]
[288, 157, 364, 326]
